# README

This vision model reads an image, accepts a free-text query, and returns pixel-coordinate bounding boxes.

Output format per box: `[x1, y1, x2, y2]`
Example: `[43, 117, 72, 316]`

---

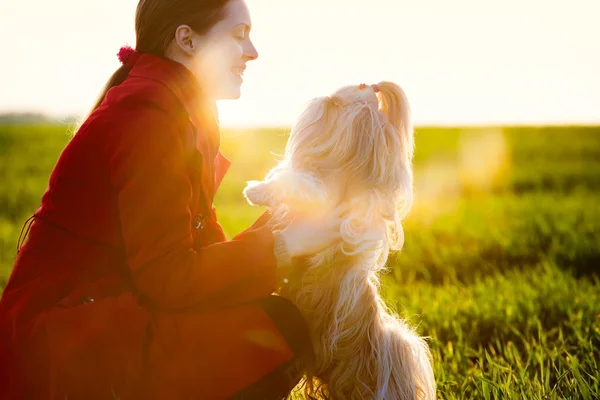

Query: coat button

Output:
[81, 297, 95, 304]
[193, 214, 206, 230]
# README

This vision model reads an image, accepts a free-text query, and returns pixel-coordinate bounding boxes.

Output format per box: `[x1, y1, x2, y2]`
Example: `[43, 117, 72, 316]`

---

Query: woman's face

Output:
[189, 0, 258, 100]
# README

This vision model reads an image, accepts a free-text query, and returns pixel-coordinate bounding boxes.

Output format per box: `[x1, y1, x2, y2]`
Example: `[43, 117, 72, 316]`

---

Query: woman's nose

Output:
[245, 39, 258, 61]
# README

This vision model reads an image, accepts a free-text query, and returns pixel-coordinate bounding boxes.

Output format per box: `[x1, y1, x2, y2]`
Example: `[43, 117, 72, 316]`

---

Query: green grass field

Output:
[1, 124, 599, 399]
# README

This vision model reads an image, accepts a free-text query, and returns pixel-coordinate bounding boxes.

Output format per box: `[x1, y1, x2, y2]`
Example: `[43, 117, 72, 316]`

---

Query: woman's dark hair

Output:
[88, 0, 231, 113]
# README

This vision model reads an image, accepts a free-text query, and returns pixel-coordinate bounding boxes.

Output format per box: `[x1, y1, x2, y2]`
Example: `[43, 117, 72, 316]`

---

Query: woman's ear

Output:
[173, 25, 197, 56]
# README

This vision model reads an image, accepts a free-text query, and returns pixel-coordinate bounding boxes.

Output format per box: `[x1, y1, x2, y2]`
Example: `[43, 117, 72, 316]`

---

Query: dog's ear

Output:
[339, 190, 391, 259]
[285, 96, 340, 170]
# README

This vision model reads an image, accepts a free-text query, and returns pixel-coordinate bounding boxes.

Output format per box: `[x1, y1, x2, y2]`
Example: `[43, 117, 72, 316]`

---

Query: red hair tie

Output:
[117, 45, 140, 69]
[359, 83, 380, 93]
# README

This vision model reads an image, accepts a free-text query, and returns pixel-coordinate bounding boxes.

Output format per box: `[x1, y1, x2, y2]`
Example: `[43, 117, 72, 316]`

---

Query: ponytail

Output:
[373, 81, 415, 221]
[376, 81, 414, 162]
[69, 65, 131, 137]
[88, 65, 130, 115]
[79, 46, 141, 128]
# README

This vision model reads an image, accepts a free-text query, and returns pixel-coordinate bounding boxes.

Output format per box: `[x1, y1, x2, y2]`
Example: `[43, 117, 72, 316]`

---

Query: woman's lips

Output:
[231, 66, 246, 77]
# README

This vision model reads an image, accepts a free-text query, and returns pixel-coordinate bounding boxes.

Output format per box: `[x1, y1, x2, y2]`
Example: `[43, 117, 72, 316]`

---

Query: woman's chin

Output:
[228, 87, 242, 99]
[215, 82, 242, 100]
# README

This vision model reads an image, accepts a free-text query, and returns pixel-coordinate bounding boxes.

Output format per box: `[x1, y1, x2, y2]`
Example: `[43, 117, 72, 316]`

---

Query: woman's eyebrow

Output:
[232, 23, 251, 31]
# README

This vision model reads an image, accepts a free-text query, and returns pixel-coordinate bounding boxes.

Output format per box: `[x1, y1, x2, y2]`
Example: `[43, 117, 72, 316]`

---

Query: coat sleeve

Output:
[106, 103, 277, 310]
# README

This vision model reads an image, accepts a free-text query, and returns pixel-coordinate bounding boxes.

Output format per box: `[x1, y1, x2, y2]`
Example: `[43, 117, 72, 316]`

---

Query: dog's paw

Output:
[279, 172, 329, 212]
[243, 180, 274, 207]
[245, 170, 329, 214]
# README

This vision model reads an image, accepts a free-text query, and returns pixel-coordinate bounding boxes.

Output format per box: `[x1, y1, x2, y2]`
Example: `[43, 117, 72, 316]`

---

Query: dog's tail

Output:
[379, 310, 437, 400]
[294, 261, 436, 400]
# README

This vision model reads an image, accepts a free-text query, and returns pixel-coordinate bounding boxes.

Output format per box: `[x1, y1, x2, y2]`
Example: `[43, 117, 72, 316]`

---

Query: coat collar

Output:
[129, 53, 231, 189]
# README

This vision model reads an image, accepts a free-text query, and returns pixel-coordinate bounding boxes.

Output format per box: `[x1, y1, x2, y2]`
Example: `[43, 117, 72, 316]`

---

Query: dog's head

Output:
[285, 82, 414, 212]
[245, 81, 416, 259]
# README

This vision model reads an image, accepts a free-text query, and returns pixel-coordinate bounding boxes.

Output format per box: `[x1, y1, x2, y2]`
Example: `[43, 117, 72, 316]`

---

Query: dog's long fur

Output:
[243, 82, 436, 399]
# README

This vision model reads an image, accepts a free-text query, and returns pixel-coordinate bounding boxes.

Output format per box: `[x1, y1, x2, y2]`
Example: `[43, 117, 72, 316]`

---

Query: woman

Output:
[0, 0, 340, 398]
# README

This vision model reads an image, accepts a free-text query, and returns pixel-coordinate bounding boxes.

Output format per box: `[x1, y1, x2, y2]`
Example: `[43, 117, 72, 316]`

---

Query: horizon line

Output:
[1, 111, 600, 129]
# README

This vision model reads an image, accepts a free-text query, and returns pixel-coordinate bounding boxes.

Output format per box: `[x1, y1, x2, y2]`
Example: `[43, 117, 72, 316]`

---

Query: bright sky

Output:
[1, 0, 599, 127]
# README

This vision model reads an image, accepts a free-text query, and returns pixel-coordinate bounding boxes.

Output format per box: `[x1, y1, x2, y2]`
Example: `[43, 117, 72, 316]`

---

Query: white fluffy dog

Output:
[243, 82, 436, 400]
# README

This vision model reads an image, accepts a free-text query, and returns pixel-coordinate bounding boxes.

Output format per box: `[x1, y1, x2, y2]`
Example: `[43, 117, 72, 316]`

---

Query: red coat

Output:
[0, 54, 297, 399]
